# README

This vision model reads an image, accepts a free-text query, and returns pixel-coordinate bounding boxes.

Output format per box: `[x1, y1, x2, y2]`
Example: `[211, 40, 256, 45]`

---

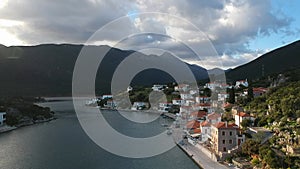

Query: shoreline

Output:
[176, 143, 204, 169]
[0, 117, 56, 134]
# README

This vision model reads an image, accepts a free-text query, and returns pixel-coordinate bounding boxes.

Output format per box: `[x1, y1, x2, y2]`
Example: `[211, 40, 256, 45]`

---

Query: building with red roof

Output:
[211, 122, 245, 157]
[234, 112, 255, 127]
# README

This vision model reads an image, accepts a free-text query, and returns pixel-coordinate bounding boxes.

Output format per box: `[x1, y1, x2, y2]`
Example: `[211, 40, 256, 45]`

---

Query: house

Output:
[253, 87, 268, 97]
[105, 99, 117, 109]
[127, 86, 133, 92]
[235, 112, 255, 127]
[152, 84, 165, 91]
[172, 98, 184, 105]
[231, 106, 244, 118]
[189, 110, 207, 121]
[218, 93, 229, 102]
[200, 120, 211, 142]
[211, 122, 245, 156]
[131, 102, 148, 110]
[174, 84, 189, 92]
[180, 92, 193, 100]
[195, 96, 210, 103]
[223, 102, 233, 110]
[198, 103, 211, 110]
[186, 120, 200, 130]
[0, 112, 6, 125]
[158, 102, 173, 113]
[189, 89, 198, 95]
[235, 79, 248, 88]
[180, 106, 193, 114]
[102, 95, 113, 100]
[204, 82, 220, 90]
[184, 99, 195, 106]
[207, 112, 222, 124]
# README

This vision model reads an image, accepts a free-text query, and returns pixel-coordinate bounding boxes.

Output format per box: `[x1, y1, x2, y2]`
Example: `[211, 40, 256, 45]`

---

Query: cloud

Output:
[0, 0, 295, 68]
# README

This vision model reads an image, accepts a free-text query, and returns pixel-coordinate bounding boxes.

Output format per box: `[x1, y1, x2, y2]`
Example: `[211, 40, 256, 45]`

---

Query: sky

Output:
[0, 0, 299, 69]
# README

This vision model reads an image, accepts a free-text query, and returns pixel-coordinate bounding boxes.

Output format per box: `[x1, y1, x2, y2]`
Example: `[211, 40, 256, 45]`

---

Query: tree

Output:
[247, 81, 254, 102]
[241, 118, 252, 128]
[228, 87, 235, 104]
[242, 139, 260, 156]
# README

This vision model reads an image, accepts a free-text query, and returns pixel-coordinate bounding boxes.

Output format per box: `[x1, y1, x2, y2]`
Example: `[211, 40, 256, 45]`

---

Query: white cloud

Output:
[0, 0, 295, 68]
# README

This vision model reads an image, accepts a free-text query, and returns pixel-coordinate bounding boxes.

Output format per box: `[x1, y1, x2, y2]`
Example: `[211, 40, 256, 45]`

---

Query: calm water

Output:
[0, 100, 199, 169]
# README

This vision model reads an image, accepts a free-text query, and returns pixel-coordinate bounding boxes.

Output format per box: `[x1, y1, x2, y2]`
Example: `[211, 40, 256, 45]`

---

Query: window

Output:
[223, 147, 226, 152]
[229, 139, 232, 144]
[222, 140, 225, 144]
[222, 131, 225, 136]
[229, 131, 232, 136]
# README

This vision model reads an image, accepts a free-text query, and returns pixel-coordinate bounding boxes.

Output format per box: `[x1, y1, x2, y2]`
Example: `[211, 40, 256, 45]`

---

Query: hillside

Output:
[0, 44, 208, 96]
[226, 40, 300, 82]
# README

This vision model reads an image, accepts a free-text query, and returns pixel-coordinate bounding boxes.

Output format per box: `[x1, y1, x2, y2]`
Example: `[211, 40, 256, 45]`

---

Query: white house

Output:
[218, 93, 229, 102]
[105, 99, 117, 109]
[0, 112, 6, 126]
[174, 84, 190, 92]
[235, 79, 248, 88]
[195, 96, 210, 103]
[131, 102, 148, 110]
[200, 120, 212, 142]
[172, 98, 184, 105]
[207, 112, 222, 124]
[204, 82, 219, 90]
[152, 84, 165, 91]
[102, 95, 113, 99]
[158, 102, 173, 113]
[127, 86, 133, 92]
[180, 92, 193, 100]
[234, 112, 255, 127]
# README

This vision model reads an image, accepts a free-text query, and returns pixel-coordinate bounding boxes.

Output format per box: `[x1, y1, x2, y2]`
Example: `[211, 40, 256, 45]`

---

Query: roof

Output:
[253, 87, 268, 92]
[193, 128, 201, 134]
[207, 113, 221, 120]
[194, 103, 211, 107]
[213, 122, 238, 129]
[186, 120, 200, 129]
[201, 120, 211, 127]
[190, 111, 207, 118]
[236, 112, 250, 117]
[223, 102, 233, 108]
[172, 98, 182, 100]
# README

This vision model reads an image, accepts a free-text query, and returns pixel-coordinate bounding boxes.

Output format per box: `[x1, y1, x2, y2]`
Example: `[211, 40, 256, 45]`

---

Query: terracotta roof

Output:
[201, 120, 211, 127]
[186, 120, 200, 129]
[194, 103, 211, 107]
[172, 98, 182, 100]
[236, 112, 250, 117]
[190, 111, 207, 118]
[181, 106, 192, 109]
[207, 113, 221, 120]
[193, 128, 201, 134]
[253, 87, 268, 92]
[223, 102, 233, 108]
[213, 122, 238, 129]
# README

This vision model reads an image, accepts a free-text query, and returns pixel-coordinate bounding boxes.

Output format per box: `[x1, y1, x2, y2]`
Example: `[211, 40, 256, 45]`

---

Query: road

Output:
[172, 126, 230, 169]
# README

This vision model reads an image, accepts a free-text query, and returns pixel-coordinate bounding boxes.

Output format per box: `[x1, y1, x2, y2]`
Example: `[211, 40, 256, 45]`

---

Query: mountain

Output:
[226, 40, 300, 82]
[0, 44, 208, 96]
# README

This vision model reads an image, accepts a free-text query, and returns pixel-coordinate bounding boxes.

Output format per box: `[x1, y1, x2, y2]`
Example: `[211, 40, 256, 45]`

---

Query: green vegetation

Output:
[0, 97, 54, 126]
[246, 81, 300, 125]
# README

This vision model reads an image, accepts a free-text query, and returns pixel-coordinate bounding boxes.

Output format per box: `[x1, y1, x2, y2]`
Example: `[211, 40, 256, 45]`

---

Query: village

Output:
[84, 74, 300, 169]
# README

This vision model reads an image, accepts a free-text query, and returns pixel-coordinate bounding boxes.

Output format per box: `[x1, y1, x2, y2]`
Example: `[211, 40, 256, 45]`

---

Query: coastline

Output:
[0, 117, 56, 134]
